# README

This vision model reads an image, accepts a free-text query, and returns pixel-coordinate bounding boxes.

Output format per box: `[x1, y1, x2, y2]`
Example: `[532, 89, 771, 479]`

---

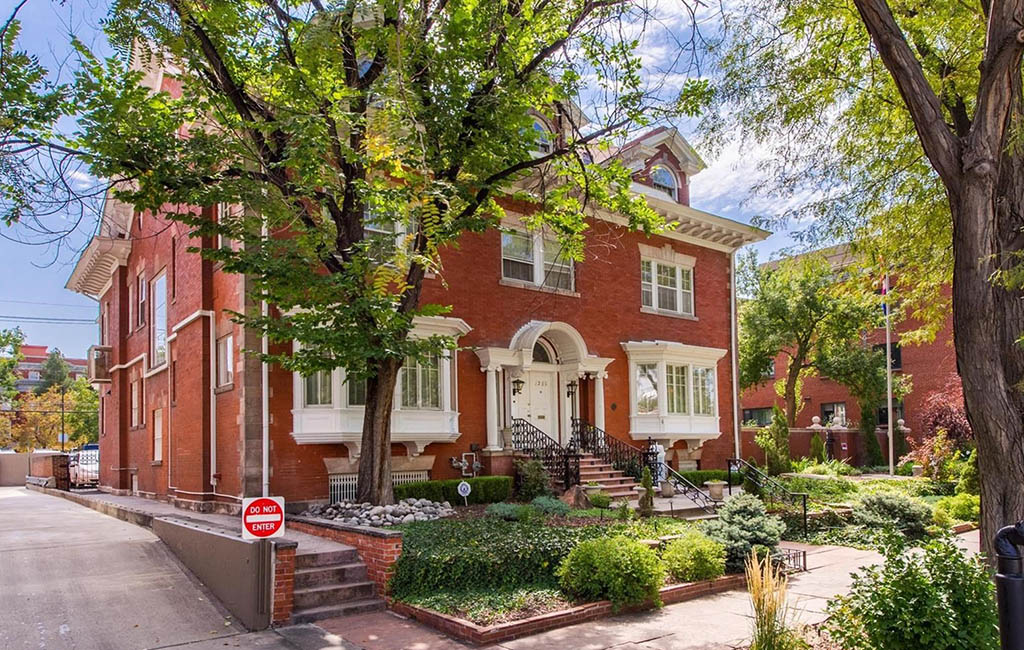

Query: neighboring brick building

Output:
[67, 61, 767, 511]
[740, 245, 958, 447]
[13, 344, 88, 394]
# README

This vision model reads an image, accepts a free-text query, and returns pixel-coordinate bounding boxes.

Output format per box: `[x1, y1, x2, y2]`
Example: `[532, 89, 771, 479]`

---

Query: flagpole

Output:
[884, 273, 894, 476]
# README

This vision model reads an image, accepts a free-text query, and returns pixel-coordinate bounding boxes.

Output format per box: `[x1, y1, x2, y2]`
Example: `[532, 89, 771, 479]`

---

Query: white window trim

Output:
[290, 316, 471, 456]
[650, 165, 679, 200]
[150, 272, 168, 369]
[621, 340, 726, 445]
[500, 229, 575, 293]
[153, 408, 163, 462]
[216, 334, 234, 387]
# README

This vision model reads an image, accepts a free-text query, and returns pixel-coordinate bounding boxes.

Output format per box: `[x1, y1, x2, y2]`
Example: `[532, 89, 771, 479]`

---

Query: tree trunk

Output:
[784, 358, 802, 426]
[356, 357, 403, 505]
[953, 151, 1024, 560]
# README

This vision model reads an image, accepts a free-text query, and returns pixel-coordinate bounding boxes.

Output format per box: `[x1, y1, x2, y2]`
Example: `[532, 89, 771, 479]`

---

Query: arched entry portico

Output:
[476, 321, 614, 447]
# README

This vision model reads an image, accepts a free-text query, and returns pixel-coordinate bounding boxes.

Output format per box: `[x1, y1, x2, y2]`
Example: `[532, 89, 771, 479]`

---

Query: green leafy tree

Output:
[0, 327, 24, 406]
[809, 432, 825, 463]
[29, 0, 693, 504]
[35, 349, 70, 395]
[66, 377, 99, 446]
[816, 342, 911, 466]
[705, 0, 1024, 560]
[739, 251, 879, 425]
[754, 406, 790, 476]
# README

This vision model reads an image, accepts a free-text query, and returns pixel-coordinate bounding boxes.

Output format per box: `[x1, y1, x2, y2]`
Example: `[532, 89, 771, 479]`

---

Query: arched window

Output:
[532, 339, 555, 363]
[532, 119, 552, 154]
[650, 166, 677, 200]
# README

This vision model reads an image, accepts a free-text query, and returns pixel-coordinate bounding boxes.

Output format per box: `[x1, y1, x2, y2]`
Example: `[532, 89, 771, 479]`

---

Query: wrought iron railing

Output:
[772, 546, 808, 574]
[510, 418, 580, 488]
[658, 462, 718, 515]
[727, 458, 809, 538]
[570, 418, 658, 481]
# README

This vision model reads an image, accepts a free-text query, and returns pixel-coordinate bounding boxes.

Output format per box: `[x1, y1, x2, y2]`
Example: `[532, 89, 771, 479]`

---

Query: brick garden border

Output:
[389, 574, 747, 646]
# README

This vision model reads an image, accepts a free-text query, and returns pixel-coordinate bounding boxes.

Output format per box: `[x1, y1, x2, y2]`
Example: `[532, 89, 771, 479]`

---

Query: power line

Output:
[0, 315, 96, 324]
[0, 299, 96, 309]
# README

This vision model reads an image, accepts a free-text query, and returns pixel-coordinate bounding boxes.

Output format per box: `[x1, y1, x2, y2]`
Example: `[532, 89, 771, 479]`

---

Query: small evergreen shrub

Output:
[637, 466, 655, 518]
[809, 433, 826, 463]
[826, 533, 998, 650]
[393, 476, 512, 504]
[755, 407, 791, 476]
[531, 495, 569, 516]
[557, 536, 664, 609]
[662, 531, 726, 582]
[853, 493, 931, 538]
[589, 491, 612, 509]
[515, 459, 550, 501]
[954, 448, 979, 495]
[700, 494, 785, 572]
[616, 500, 632, 521]
[933, 493, 980, 524]
[484, 502, 530, 521]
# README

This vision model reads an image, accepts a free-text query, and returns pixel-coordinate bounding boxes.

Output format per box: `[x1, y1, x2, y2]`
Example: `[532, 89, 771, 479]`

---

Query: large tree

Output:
[706, 0, 1024, 556]
[0, 328, 24, 407]
[35, 348, 70, 395]
[738, 251, 879, 426]
[6, 0, 699, 503]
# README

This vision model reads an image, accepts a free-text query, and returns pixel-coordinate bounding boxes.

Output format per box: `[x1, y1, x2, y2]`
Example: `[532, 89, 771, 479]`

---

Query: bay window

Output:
[304, 370, 333, 407]
[692, 367, 716, 416]
[635, 364, 658, 414]
[401, 355, 441, 409]
[666, 364, 688, 414]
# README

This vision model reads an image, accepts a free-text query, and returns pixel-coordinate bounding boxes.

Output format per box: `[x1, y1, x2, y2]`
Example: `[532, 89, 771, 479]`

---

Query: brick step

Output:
[293, 581, 377, 610]
[603, 487, 641, 499]
[579, 467, 624, 477]
[290, 598, 385, 624]
[294, 562, 368, 589]
[583, 477, 638, 488]
[295, 548, 360, 569]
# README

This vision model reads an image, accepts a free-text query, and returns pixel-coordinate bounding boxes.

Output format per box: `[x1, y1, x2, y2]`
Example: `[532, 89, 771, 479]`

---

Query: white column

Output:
[594, 373, 606, 431]
[485, 367, 501, 450]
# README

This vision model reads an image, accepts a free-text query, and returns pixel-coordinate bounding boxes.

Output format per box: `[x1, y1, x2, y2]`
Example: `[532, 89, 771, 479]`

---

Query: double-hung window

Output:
[151, 273, 167, 367]
[635, 364, 658, 414]
[137, 273, 147, 328]
[130, 378, 140, 427]
[347, 377, 367, 406]
[692, 367, 716, 416]
[364, 209, 400, 262]
[501, 230, 574, 291]
[641, 260, 693, 316]
[666, 364, 688, 414]
[401, 354, 441, 409]
[303, 370, 333, 407]
[216, 335, 234, 387]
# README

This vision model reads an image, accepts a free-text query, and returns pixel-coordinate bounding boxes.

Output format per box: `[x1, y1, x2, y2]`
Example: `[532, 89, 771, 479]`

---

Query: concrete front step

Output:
[293, 581, 377, 610]
[295, 548, 360, 569]
[290, 598, 386, 624]
[581, 476, 637, 486]
[295, 562, 369, 589]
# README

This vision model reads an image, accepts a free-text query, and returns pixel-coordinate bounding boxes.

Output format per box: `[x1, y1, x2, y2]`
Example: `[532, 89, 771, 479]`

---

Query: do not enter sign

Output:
[242, 496, 285, 540]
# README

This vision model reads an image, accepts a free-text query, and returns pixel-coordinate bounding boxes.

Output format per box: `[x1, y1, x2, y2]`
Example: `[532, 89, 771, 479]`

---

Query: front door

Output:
[526, 371, 557, 436]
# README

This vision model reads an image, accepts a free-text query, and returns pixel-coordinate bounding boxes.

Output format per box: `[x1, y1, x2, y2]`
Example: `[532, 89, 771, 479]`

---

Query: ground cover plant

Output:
[557, 536, 664, 609]
[399, 586, 570, 626]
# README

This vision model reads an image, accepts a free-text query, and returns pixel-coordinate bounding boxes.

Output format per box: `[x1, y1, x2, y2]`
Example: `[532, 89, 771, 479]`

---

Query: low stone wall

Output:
[28, 453, 69, 490]
[287, 516, 402, 597]
[391, 574, 748, 646]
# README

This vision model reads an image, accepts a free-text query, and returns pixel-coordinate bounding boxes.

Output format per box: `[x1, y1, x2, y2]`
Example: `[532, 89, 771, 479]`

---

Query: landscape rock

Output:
[299, 498, 455, 527]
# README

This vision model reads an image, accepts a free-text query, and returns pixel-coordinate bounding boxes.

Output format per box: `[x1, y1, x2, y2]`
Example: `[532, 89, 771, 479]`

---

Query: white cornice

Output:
[65, 237, 133, 299]
[621, 340, 728, 365]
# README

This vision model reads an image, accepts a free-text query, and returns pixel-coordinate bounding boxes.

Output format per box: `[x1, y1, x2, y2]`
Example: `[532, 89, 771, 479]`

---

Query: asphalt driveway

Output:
[0, 486, 246, 649]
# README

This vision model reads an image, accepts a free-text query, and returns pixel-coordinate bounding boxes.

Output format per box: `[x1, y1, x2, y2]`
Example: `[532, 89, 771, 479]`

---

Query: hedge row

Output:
[677, 469, 743, 487]
[393, 476, 512, 504]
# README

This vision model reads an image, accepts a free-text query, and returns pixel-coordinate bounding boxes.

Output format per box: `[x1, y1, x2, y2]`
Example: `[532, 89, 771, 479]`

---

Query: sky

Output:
[1, 0, 796, 359]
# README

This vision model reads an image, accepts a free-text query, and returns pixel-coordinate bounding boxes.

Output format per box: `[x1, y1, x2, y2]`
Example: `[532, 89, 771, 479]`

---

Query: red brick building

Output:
[740, 245, 958, 448]
[67, 64, 767, 511]
[13, 344, 87, 394]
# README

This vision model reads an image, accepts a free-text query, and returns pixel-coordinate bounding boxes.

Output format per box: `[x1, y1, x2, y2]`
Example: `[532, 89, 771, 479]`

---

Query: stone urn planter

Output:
[501, 428, 514, 449]
[704, 480, 727, 501]
[659, 480, 675, 498]
[583, 483, 604, 495]
[912, 464, 924, 477]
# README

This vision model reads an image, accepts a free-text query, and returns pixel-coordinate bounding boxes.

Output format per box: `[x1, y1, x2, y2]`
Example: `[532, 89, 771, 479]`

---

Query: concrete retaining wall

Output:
[0, 453, 30, 486]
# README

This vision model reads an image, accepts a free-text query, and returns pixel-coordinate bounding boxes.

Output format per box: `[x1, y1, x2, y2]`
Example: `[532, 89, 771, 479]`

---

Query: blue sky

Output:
[1, 1, 794, 358]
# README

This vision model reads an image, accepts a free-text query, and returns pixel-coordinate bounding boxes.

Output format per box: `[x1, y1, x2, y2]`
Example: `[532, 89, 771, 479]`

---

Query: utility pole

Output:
[60, 384, 66, 453]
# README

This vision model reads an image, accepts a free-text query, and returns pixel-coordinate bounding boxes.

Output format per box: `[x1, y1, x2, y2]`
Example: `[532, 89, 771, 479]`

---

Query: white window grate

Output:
[328, 470, 430, 504]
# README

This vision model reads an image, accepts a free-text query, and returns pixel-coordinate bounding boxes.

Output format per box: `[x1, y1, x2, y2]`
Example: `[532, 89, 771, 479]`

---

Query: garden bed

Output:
[389, 574, 747, 646]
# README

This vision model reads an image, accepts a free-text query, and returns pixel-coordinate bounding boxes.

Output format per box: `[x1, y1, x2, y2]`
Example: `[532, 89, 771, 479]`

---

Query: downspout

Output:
[210, 312, 218, 491]
[731, 250, 741, 459]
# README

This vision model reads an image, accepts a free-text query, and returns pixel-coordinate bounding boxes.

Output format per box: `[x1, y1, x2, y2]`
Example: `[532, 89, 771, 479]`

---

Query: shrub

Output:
[393, 476, 512, 505]
[919, 382, 973, 446]
[662, 531, 726, 583]
[901, 429, 957, 481]
[747, 554, 803, 650]
[809, 434, 826, 463]
[853, 493, 931, 538]
[678, 469, 743, 486]
[515, 459, 550, 501]
[755, 407, 791, 476]
[390, 519, 608, 598]
[589, 491, 612, 509]
[953, 448, 979, 495]
[484, 502, 530, 521]
[826, 533, 998, 650]
[701, 494, 785, 572]
[934, 493, 980, 524]
[781, 476, 858, 502]
[531, 496, 569, 516]
[637, 466, 655, 518]
[557, 536, 664, 609]
[616, 500, 632, 520]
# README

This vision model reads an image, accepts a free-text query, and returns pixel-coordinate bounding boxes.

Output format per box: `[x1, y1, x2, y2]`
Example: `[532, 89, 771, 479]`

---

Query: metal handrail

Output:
[510, 418, 580, 488]
[727, 458, 809, 538]
[659, 462, 718, 515]
[571, 418, 658, 481]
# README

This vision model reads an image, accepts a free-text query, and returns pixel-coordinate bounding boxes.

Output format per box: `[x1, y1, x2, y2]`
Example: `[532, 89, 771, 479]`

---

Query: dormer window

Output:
[532, 119, 552, 154]
[650, 166, 677, 200]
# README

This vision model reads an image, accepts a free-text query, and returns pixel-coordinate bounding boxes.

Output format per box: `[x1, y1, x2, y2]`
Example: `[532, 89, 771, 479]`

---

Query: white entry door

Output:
[526, 371, 557, 436]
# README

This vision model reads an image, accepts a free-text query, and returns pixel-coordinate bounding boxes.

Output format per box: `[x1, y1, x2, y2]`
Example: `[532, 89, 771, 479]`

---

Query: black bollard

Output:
[996, 522, 1024, 650]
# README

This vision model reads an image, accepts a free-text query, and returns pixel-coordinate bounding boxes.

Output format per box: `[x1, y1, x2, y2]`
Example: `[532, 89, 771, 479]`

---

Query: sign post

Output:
[457, 481, 472, 507]
[242, 496, 285, 540]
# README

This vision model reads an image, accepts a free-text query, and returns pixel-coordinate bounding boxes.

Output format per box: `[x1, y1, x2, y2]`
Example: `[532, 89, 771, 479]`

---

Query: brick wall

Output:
[288, 518, 402, 597]
[272, 545, 295, 625]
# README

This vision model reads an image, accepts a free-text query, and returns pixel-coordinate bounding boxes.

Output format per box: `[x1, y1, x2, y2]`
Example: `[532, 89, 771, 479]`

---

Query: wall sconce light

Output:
[566, 380, 578, 399]
[511, 377, 525, 395]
